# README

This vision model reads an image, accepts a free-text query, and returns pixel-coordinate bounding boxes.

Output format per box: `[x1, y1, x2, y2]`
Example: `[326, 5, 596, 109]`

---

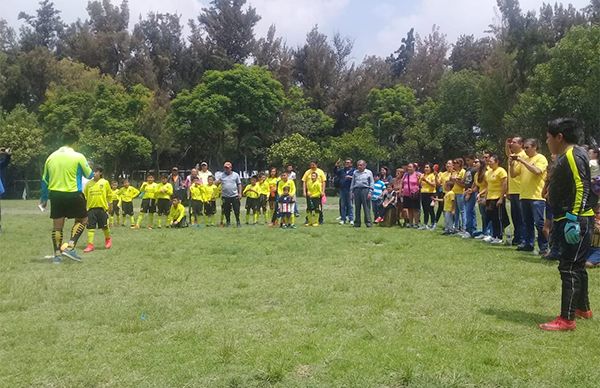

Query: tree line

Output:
[0, 0, 599, 192]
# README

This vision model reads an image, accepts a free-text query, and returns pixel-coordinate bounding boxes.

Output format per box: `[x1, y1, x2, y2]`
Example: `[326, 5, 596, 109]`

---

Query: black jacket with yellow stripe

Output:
[549, 145, 597, 221]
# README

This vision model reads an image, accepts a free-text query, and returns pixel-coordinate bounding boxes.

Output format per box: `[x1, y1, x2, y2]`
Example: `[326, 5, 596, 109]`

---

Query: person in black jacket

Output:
[539, 118, 596, 331]
[0, 147, 11, 233]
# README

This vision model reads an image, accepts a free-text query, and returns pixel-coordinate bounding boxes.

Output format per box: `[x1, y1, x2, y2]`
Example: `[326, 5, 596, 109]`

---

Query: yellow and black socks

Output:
[68, 222, 86, 248]
[51, 230, 63, 255]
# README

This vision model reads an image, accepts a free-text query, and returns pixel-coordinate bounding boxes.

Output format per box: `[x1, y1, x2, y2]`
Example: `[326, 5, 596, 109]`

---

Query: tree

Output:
[0, 19, 17, 52]
[279, 87, 335, 139]
[326, 126, 388, 166]
[0, 105, 44, 172]
[267, 133, 323, 170]
[18, 0, 65, 52]
[449, 35, 494, 72]
[386, 28, 415, 78]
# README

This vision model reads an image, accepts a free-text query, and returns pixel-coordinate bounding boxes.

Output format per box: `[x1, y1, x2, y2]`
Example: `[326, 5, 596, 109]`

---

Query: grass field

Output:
[1, 199, 600, 387]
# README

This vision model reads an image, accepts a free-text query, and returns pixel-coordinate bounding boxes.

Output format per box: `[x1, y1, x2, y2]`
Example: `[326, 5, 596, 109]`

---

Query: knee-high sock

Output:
[87, 229, 95, 245]
[137, 213, 144, 226]
[68, 222, 86, 248]
[130, 215, 135, 225]
[246, 211, 250, 224]
[291, 214, 296, 225]
[157, 216, 162, 227]
[148, 214, 154, 227]
[102, 227, 110, 239]
[109, 215, 114, 226]
[52, 230, 63, 255]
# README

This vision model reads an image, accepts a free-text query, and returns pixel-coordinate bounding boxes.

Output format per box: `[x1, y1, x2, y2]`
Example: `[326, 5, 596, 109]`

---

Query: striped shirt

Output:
[372, 180, 386, 200]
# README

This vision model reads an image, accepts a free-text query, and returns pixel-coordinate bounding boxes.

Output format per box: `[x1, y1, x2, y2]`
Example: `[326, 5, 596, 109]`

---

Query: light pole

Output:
[377, 119, 382, 172]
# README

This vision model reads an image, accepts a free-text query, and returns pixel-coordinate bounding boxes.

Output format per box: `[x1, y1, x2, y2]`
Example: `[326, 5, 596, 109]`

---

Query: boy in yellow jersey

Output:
[435, 181, 455, 235]
[136, 174, 158, 229]
[200, 175, 218, 226]
[306, 172, 323, 226]
[155, 175, 174, 228]
[167, 197, 187, 228]
[258, 173, 270, 224]
[83, 167, 112, 253]
[108, 181, 120, 227]
[119, 179, 139, 228]
[189, 176, 203, 226]
[302, 161, 326, 225]
[243, 175, 261, 225]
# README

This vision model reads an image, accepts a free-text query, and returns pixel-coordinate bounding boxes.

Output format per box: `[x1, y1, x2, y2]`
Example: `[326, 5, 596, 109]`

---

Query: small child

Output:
[243, 175, 261, 225]
[168, 197, 187, 228]
[200, 175, 218, 226]
[83, 167, 112, 253]
[258, 173, 270, 224]
[118, 179, 139, 228]
[278, 185, 295, 228]
[156, 175, 174, 228]
[189, 176, 203, 226]
[372, 174, 386, 223]
[306, 171, 323, 227]
[108, 180, 120, 227]
[586, 204, 600, 268]
[136, 174, 158, 229]
[435, 181, 455, 235]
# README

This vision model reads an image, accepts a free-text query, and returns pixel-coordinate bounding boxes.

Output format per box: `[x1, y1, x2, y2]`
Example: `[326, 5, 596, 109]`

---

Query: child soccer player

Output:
[258, 173, 270, 224]
[136, 174, 158, 229]
[168, 196, 187, 228]
[119, 179, 139, 228]
[200, 175, 218, 226]
[156, 175, 174, 228]
[435, 181, 456, 235]
[306, 171, 323, 227]
[189, 176, 203, 226]
[83, 167, 112, 253]
[108, 180, 120, 227]
[278, 185, 295, 228]
[372, 174, 386, 223]
[243, 175, 261, 225]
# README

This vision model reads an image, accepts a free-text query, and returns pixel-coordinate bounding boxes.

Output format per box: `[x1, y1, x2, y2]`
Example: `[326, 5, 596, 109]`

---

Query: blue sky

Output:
[0, 0, 592, 60]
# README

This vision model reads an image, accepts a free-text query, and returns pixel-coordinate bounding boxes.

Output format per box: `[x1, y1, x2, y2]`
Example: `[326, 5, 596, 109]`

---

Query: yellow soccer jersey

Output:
[119, 186, 140, 202]
[189, 183, 203, 201]
[156, 182, 174, 200]
[302, 168, 326, 184]
[168, 203, 186, 223]
[109, 188, 120, 202]
[243, 183, 260, 199]
[84, 178, 111, 210]
[277, 179, 296, 197]
[258, 180, 270, 196]
[307, 179, 322, 198]
[266, 177, 279, 196]
[140, 182, 158, 199]
[443, 191, 456, 212]
[200, 184, 219, 202]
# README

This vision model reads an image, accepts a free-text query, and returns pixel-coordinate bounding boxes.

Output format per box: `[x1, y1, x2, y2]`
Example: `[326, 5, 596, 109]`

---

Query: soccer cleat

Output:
[133, 224, 140, 229]
[83, 244, 95, 253]
[539, 316, 576, 331]
[312, 223, 320, 227]
[53, 255, 62, 264]
[105, 237, 112, 249]
[147, 226, 153, 230]
[575, 309, 593, 319]
[60, 242, 69, 252]
[62, 248, 82, 262]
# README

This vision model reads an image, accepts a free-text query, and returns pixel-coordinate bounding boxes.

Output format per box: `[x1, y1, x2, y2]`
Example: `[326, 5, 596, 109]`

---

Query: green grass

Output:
[1, 199, 599, 387]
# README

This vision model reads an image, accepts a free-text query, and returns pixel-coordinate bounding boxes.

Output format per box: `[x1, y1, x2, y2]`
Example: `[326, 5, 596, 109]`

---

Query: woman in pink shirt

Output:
[401, 163, 422, 228]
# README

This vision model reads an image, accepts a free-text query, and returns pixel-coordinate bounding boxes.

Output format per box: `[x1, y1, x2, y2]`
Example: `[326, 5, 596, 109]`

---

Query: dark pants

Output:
[420, 193, 435, 225]
[353, 188, 372, 227]
[553, 217, 592, 320]
[222, 197, 241, 224]
[509, 194, 525, 244]
[434, 191, 444, 223]
[339, 188, 353, 222]
[465, 193, 478, 234]
[372, 199, 383, 219]
[521, 199, 548, 251]
[485, 199, 509, 239]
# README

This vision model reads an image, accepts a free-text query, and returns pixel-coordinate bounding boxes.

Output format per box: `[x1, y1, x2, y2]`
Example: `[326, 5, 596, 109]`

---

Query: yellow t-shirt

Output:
[473, 172, 487, 192]
[439, 171, 452, 193]
[109, 188, 120, 202]
[200, 184, 218, 202]
[508, 150, 527, 194]
[451, 169, 466, 194]
[140, 182, 158, 200]
[155, 182, 174, 200]
[119, 186, 140, 202]
[258, 180, 270, 196]
[420, 173, 436, 194]
[307, 179, 322, 198]
[518, 153, 548, 200]
[168, 203, 186, 223]
[277, 179, 296, 197]
[266, 177, 279, 197]
[189, 184, 203, 201]
[302, 168, 326, 184]
[84, 178, 111, 210]
[443, 191, 455, 213]
[243, 183, 261, 199]
[485, 167, 508, 200]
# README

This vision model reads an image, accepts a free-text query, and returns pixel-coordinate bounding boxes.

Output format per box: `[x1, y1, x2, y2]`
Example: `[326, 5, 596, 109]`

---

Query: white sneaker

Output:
[461, 232, 472, 239]
[483, 236, 493, 242]
[336, 216, 342, 221]
[349, 220, 354, 226]
[429, 223, 437, 230]
[474, 234, 486, 240]
[490, 238, 503, 244]
[339, 220, 345, 225]
[418, 225, 428, 230]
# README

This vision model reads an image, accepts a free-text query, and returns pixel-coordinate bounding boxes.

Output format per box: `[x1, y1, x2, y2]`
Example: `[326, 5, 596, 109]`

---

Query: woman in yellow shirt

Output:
[472, 158, 490, 238]
[419, 163, 437, 229]
[482, 155, 509, 244]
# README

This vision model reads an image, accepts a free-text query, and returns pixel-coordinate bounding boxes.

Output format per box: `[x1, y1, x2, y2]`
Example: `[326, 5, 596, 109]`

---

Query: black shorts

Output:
[121, 201, 134, 216]
[157, 198, 171, 215]
[203, 201, 216, 216]
[109, 200, 120, 215]
[307, 197, 322, 212]
[402, 196, 420, 210]
[245, 197, 260, 211]
[191, 200, 203, 216]
[49, 191, 87, 220]
[258, 194, 268, 210]
[141, 198, 156, 213]
[87, 207, 108, 229]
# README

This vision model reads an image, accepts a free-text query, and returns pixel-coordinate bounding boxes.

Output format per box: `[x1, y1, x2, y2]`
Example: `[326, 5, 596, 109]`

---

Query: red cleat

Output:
[539, 316, 576, 331]
[104, 237, 112, 249]
[83, 243, 95, 253]
[575, 309, 593, 319]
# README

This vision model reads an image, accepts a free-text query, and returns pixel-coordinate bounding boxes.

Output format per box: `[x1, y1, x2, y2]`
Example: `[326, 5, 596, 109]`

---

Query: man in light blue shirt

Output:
[350, 160, 374, 227]
[217, 161, 242, 227]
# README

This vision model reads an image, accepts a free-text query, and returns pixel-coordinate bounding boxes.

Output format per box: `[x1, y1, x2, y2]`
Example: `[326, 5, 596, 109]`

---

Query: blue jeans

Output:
[444, 211, 455, 232]
[521, 199, 548, 251]
[509, 194, 525, 244]
[465, 193, 477, 234]
[479, 202, 491, 235]
[454, 194, 465, 230]
[339, 188, 353, 222]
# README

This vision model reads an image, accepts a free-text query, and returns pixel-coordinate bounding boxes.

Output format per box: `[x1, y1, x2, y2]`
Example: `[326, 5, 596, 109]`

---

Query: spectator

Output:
[0, 147, 11, 233]
[401, 163, 421, 228]
[302, 161, 326, 225]
[462, 156, 479, 238]
[506, 137, 526, 246]
[198, 162, 213, 185]
[435, 160, 454, 227]
[451, 158, 466, 233]
[379, 166, 393, 185]
[588, 147, 600, 179]
[168, 167, 185, 200]
[483, 155, 509, 244]
[217, 161, 243, 227]
[350, 160, 374, 228]
[372, 173, 386, 223]
[419, 163, 437, 230]
[334, 158, 355, 225]
[586, 204, 600, 268]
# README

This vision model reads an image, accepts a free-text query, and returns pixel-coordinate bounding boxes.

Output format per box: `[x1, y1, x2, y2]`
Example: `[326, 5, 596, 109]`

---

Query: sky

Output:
[0, 0, 592, 60]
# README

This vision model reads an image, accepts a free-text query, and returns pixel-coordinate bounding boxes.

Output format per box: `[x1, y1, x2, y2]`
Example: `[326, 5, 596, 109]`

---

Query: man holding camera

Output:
[0, 147, 11, 233]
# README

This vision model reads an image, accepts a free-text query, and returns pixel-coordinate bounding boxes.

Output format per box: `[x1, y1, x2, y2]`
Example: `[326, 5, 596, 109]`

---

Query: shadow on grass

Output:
[480, 307, 549, 326]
